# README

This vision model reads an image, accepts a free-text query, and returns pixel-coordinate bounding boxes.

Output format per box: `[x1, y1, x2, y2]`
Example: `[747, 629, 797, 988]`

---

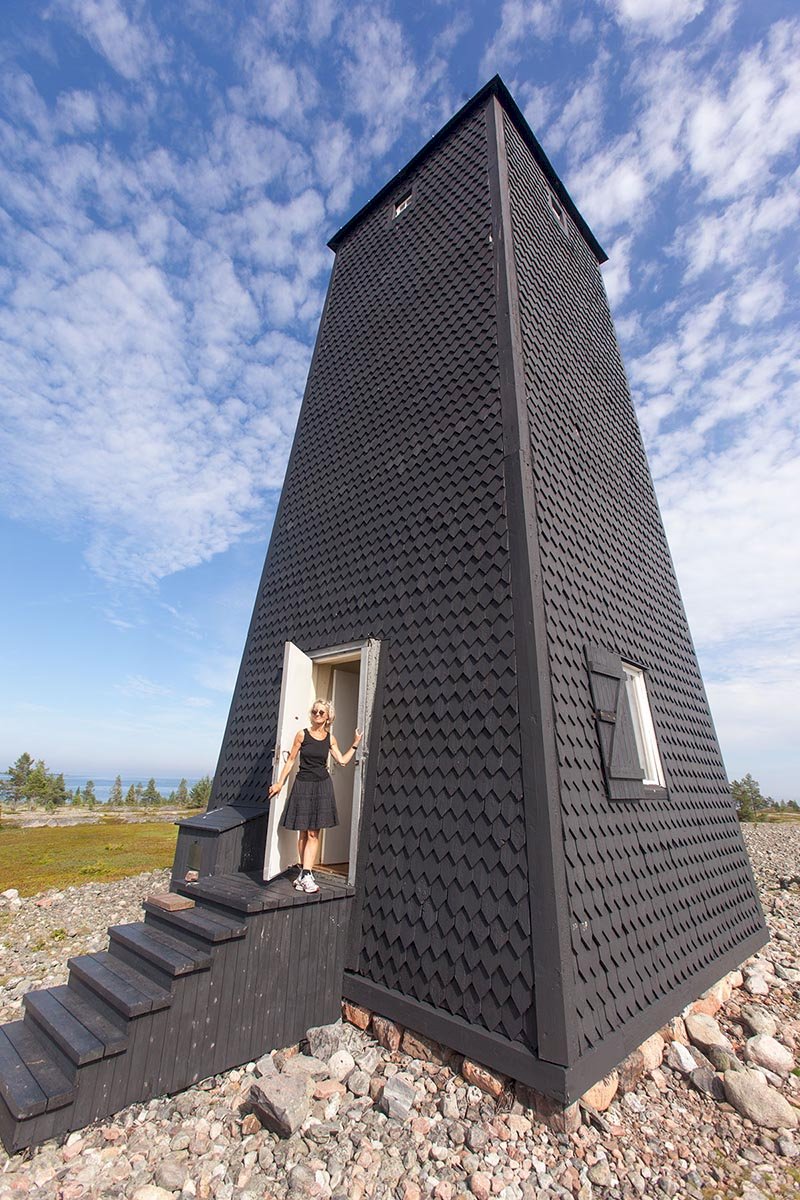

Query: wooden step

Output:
[108, 923, 212, 977]
[175, 875, 265, 913]
[24, 987, 127, 1066]
[68, 953, 172, 1019]
[0, 1023, 74, 1120]
[142, 900, 247, 943]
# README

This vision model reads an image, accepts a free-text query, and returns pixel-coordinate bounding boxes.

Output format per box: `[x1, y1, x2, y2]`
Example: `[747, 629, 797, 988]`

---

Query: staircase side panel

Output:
[208, 106, 537, 1049]
[501, 113, 768, 1062]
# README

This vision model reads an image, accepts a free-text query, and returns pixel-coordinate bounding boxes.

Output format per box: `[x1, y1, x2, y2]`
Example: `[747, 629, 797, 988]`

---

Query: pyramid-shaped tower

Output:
[205, 78, 767, 1100]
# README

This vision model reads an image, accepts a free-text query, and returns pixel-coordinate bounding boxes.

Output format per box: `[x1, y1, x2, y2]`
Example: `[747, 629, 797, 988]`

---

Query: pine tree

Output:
[142, 778, 162, 806]
[124, 784, 137, 807]
[176, 778, 190, 806]
[732, 773, 767, 822]
[74, 786, 83, 806]
[108, 775, 123, 807]
[1, 753, 34, 805]
[84, 780, 97, 809]
[189, 776, 212, 808]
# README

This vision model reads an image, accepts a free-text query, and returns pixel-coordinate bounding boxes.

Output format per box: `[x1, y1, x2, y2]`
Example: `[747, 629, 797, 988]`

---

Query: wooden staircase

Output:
[0, 872, 354, 1153]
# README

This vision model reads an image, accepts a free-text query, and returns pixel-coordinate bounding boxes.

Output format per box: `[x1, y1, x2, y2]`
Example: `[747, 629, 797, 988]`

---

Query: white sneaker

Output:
[301, 872, 319, 894]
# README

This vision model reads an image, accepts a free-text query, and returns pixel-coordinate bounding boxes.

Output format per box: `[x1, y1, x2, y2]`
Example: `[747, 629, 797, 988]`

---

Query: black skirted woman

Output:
[268, 699, 362, 893]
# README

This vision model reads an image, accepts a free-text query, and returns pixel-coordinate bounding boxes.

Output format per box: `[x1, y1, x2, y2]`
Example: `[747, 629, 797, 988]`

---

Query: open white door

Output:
[348, 638, 381, 884]
[263, 641, 317, 881]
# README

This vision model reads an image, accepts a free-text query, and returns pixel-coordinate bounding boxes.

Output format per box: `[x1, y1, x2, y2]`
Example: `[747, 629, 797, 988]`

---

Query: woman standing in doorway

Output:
[268, 699, 362, 893]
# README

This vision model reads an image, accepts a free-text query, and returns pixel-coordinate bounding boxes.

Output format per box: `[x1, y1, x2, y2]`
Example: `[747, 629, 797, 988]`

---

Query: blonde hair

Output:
[311, 698, 335, 728]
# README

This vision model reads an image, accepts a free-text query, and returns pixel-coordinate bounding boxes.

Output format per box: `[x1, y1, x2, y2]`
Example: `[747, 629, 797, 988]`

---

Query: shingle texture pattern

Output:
[502, 113, 767, 1059]
[211, 108, 537, 1049]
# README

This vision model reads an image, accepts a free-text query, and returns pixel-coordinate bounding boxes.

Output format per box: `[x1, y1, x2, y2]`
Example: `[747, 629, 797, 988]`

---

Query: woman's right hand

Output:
[268, 782, 282, 798]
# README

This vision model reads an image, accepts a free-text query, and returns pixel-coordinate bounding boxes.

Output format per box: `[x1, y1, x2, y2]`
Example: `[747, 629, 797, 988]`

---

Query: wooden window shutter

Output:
[585, 646, 645, 801]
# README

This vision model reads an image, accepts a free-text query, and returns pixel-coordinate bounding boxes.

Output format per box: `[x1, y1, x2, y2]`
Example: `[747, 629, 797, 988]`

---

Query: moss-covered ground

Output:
[0, 820, 182, 895]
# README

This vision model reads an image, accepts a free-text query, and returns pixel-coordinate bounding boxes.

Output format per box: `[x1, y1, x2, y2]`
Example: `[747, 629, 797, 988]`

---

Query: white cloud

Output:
[732, 270, 786, 326]
[605, 0, 707, 41]
[340, 7, 419, 157]
[480, 1, 560, 77]
[50, 0, 169, 80]
[115, 675, 172, 698]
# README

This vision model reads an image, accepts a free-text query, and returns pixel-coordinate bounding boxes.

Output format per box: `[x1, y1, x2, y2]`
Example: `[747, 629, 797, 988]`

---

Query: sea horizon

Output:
[0, 773, 212, 805]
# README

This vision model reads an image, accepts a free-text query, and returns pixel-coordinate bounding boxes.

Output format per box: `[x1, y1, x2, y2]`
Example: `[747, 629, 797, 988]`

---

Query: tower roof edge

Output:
[327, 75, 607, 264]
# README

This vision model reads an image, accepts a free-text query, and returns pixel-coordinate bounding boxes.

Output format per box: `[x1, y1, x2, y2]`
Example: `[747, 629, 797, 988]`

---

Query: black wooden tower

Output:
[0, 78, 767, 1151]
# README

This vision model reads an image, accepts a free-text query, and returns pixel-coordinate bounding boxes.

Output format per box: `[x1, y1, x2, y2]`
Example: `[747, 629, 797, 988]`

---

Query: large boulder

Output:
[684, 1013, 733, 1055]
[723, 1069, 799, 1130]
[744, 1034, 795, 1078]
[251, 1075, 310, 1137]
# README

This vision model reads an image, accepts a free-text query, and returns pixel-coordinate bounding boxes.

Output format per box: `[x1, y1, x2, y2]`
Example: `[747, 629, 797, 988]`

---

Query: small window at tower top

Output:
[548, 191, 566, 230]
[394, 190, 413, 217]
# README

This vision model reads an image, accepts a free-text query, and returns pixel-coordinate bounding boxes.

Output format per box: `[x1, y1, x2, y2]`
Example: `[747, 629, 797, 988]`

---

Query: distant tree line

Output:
[1, 753, 211, 813]
[733, 773, 799, 822]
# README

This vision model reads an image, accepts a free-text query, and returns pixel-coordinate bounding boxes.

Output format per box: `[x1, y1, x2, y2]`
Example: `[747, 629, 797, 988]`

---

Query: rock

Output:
[281, 1054, 329, 1080]
[379, 1073, 417, 1120]
[401, 1028, 445, 1063]
[689, 1068, 726, 1100]
[744, 1034, 795, 1077]
[684, 1013, 733, 1055]
[466, 1125, 489, 1152]
[314, 1078, 347, 1100]
[777, 1135, 798, 1158]
[441, 1091, 460, 1119]
[469, 1173, 492, 1200]
[704, 1045, 742, 1072]
[1, 888, 20, 900]
[745, 976, 770, 997]
[638, 1033, 665, 1071]
[372, 1014, 403, 1052]
[775, 963, 800, 983]
[342, 1001, 371, 1029]
[740, 1005, 779, 1038]
[251, 1075, 310, 1137]
[327, 1049, 355, 1081]
[581, 1072, 619, 1112]
[617, 1049, 646, 1094]
[402, 1184, 423, 1200]
[241, 1113, 261, 1135]
[154, 1156, 188, 1191]
[665, 1041, 698, 1075]
[722, 1069, 799, 1130]
[587, 1159, 613, 1186]
[132, 1189, 174, 1200]
[355, 1046, 382, 1075]
[462, 1059, 506, 1098]
[254, 1052, 277, 1078]
[347, 1070, 371, 1096]
[658, 1016, 688, 1045]
[306, 1022, 343, 1061]
[516, 1084, 581, 1133]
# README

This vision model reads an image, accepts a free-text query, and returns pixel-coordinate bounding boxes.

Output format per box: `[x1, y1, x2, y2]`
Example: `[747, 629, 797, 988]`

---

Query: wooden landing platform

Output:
[0, 871, 354, 1154]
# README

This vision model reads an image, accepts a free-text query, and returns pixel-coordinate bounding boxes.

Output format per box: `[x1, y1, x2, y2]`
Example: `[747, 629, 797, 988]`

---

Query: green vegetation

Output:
[1, 753, 212, 813]
[733, 772, 800, 822]
[0, 821, 181, 895]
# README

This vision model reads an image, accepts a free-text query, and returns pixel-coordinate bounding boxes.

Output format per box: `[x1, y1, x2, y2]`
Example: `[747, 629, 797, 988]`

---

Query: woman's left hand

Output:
[353, 728, 363, 745]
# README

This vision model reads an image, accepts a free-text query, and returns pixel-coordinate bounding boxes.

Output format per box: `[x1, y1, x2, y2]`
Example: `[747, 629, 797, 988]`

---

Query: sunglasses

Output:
[311, 708, 327, 716]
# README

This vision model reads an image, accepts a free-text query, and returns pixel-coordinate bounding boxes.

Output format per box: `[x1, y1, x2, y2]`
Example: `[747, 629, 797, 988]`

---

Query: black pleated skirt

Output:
[280, 776, 339, 830]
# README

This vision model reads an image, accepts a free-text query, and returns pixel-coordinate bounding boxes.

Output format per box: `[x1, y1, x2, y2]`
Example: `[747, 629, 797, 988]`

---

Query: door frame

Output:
[308, 639, 380, 887]
[264, 638, 381, 887]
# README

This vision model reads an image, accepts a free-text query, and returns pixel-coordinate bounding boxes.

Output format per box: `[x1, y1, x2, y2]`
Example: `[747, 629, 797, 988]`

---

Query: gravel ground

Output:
[0, 824, 798, 1200]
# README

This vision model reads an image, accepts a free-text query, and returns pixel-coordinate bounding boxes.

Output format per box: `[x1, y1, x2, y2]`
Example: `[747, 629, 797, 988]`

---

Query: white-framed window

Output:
[393, 190, 413, 217]
[548, 191, 566, 230]
[622, 663, 665, 787]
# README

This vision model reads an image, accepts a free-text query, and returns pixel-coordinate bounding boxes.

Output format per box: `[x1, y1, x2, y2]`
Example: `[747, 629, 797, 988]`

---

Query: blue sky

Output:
[1, 1, 798, 798]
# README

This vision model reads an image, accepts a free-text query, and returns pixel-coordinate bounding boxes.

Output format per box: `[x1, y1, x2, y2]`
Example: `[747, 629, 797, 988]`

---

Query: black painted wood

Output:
[3, 1023, 74, 1111]
[23, 990, 105, 1066]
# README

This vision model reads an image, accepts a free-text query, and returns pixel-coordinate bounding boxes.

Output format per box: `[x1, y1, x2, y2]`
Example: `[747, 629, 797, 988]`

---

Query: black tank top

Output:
[296, 729, 330, 781]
